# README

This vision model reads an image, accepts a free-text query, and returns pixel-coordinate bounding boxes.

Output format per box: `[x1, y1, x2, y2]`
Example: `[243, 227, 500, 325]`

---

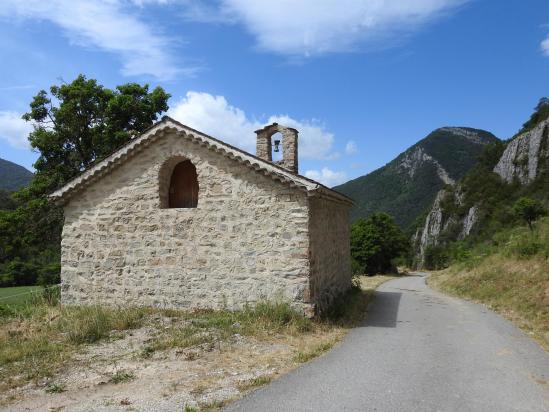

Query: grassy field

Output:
[0, 286, 42, 307]
[0, 274, 400, 410]
[429, 218, 549, 351]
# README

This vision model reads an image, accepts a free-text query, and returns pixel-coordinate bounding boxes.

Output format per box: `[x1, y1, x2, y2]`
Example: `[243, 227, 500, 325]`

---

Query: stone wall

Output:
[308, 197, 352, 313]
[61, 131, 314, 313]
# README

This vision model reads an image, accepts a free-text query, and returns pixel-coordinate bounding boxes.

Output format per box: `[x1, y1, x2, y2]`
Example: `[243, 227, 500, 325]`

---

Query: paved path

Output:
[225, 274, 549, 412]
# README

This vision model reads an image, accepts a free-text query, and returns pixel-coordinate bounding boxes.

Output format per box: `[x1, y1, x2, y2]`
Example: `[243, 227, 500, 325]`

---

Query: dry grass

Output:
[0, 274, 399, 410]
[429, 256, 549, 351]
[236, 375, 273, 391]
[0, 303, 149, 390]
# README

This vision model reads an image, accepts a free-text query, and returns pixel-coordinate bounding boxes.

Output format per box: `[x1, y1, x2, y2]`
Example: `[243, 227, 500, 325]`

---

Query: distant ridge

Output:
[333, 127, 499, 228]
[0, 157, 33, 191]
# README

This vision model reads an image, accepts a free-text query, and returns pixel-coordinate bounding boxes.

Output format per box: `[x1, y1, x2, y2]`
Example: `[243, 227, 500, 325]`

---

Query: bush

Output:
[37, 262, 61, 286]
[423, 245, 449, 270]
[513, 197, 546, 231]
[0, 259, 39, 287]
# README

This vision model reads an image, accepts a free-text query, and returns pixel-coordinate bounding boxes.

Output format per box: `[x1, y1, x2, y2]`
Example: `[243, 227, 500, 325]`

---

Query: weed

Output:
[45, 383, 65, 393]
[148, 325, 214, 351]
[146, 302, 314, 353]
[57, 306, 146, 344]
[110, 370, 135, 384]
[321, 274, 398, 326]
[141, 345, 155, 358]
[190, 383, 208, 395]
[294, 340, 336, 363]
[199, 399, 231, 411]
[236, 375, 273, 391]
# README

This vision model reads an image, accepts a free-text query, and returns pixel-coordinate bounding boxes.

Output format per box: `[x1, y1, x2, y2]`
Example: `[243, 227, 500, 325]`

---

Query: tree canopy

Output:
[0, 75, 170, 287]
[350, 213, 408, 275]
[22, 75, 170, 195]
[513, 197, 546, 231]
[517, 97, 549, 136]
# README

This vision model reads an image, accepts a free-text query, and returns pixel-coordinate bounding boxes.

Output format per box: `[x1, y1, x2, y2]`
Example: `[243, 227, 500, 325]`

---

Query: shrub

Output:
[423, 245, 449, 270]
[110, 370, 135, 384]
[45, 383, 66, 393]
[513, 197, 546, 231]
[37, 262, 61, 286]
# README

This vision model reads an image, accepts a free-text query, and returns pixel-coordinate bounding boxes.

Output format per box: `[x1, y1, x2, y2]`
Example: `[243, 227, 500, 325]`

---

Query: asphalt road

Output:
[225, 274, 549, 412]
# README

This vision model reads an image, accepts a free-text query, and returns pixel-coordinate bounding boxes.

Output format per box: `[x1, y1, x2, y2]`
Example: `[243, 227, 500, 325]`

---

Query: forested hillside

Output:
[334, 127, 498, 228]
[414, 100, 549, 269]
[0, 158, 33, 191]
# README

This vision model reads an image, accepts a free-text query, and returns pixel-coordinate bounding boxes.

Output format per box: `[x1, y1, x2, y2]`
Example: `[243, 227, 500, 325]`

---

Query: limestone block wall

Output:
[61, 131, 312, 313]
[307, 197, 352, 313]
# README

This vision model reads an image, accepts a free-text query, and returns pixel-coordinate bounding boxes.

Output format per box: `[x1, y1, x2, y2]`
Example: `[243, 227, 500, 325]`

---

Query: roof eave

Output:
[49, 116, 350, 205]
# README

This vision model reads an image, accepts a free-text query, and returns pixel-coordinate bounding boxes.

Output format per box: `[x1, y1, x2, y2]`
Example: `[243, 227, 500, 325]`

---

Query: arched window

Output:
[168, 160, 198, 208]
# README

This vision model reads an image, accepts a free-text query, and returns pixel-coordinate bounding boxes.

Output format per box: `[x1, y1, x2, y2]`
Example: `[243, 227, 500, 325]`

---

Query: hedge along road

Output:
[224, 273, 549, 412]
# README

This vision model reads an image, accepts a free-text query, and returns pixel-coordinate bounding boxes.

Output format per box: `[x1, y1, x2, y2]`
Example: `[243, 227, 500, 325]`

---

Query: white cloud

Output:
[169, 91, 336, 160]
[169, 92, 259, 152]
[177, 0, 235, 24]
[217, 0, 470, 56]
[0, 0, 187, 80]
[542, 35, 549, 56]
[305, 168, 347, 187]
[0, 111, 32, 149]
[266, 115, 334, 160]
[345, 141, 358, 155]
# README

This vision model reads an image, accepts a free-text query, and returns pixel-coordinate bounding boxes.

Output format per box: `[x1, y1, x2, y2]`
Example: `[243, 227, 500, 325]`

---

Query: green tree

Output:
[22, 75, 170, 194]
[351, 213, 408, 275]
[513, 197, 546, 231]
[517, 97, 549, 136]
[0, 190, 16, 210]
[0, 75, 170, 287]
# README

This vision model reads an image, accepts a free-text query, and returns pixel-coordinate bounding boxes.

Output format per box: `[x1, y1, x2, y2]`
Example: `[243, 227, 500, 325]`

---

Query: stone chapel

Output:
[51, 117, 353, 316]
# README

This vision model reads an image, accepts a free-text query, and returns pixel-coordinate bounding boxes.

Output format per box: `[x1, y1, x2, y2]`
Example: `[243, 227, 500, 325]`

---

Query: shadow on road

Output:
[363, 291, 402, 328]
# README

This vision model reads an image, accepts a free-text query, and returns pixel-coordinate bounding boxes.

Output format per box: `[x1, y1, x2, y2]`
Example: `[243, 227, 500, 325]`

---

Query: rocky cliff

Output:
[494, 120, 549, 184]
[413, 119, 549, 267]
[413, 186, 478, 266]
[334, 127, 497, 228]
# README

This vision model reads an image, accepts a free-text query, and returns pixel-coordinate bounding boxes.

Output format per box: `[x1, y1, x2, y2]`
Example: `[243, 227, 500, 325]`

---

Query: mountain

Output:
[414, 117, 549, 268]
[334, 127, 499, 228]
[0, 157, 33, 191]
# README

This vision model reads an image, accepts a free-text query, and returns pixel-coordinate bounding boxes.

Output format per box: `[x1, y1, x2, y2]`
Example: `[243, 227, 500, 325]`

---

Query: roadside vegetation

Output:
[351, 212, 408, 275]
[0, 274, 398, 410]
[429, 216, 549, 351]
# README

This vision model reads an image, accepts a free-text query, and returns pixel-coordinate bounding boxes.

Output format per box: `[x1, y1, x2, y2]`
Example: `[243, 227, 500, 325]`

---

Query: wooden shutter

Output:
[168, 161, 198, 208]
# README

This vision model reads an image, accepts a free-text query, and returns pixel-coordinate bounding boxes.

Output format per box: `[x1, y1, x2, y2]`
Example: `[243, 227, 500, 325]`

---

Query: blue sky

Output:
[0, 0, 548, 186]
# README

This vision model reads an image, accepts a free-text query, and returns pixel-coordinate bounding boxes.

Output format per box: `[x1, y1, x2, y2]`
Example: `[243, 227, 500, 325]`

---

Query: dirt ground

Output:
[1, 317, 344, 411]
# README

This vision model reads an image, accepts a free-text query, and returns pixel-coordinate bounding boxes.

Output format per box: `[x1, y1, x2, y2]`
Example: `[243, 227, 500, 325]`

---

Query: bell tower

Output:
[255, 123, 299, 174]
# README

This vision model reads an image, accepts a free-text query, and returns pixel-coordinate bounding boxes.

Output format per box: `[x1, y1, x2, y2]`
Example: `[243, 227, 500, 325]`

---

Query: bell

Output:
[273, 139, 281, 152]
